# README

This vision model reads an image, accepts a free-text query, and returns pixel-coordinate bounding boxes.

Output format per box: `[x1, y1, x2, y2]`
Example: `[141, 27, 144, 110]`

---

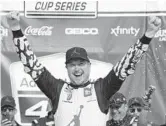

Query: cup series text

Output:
[35, 1, 87, 11]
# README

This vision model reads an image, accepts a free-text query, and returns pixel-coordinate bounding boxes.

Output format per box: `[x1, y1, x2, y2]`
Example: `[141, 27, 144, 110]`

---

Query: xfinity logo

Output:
[110, 26, 140, 36]
[65, 28, 98, 35]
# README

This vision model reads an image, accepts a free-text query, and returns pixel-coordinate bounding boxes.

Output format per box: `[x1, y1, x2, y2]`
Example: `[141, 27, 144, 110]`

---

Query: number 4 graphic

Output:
[25, 100, 48, 117]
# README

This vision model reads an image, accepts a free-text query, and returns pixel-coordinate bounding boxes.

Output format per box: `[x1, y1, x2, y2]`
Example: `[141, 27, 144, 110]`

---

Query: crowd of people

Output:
[1, 90, 166, 126]
[1, 11, 166, 126]
[106, 86, 159, 126]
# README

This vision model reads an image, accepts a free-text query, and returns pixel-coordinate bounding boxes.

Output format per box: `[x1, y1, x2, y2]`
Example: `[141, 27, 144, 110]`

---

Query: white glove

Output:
[6, 11, 20, 31]
[145, 16, 162, 38]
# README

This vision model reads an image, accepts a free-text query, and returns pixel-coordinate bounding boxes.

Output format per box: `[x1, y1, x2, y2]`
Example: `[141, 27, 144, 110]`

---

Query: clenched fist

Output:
[145, 16, 162, 38]
[6, 11, 20, 31]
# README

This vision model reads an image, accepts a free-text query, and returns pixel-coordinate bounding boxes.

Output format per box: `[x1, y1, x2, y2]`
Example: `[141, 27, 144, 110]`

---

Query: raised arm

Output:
[113, 35, 150, 81]
[100, 16, 161, 101]
[113, 16, 161, 81]
[13, 31, 44, 81]
[7, 12, 64, 102]
[7, 11, 44, 81]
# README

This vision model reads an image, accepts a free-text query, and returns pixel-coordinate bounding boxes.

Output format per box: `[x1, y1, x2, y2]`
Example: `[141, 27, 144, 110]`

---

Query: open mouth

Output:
[74, 74, 82, 77]
[73, 71, 83, 77]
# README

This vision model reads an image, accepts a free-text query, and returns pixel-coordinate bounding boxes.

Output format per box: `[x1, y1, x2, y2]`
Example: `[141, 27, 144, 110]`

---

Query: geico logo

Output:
[0, 26, 8, 36]
[65, 28, 98, 35]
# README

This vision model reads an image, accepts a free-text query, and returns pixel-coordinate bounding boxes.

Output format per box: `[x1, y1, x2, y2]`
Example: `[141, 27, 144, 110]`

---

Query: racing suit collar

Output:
[69, 81, 90, 89]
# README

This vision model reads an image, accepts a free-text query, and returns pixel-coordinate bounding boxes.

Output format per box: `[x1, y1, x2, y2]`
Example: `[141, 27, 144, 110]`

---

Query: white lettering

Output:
[65, 28, 98, 35]
[25, 100, 48, 117]
[20, 78, 37, 87]
[110, 26, 140, 36]
[24, 26, 53, 36]
[154, 29, 166, 42]
[159, 36, 166, 41]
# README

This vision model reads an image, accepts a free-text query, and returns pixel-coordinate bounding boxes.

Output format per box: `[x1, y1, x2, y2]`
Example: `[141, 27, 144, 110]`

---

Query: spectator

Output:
[106, 92, 133, 126]
[1, 96, 21, 126]
[128, 97, 144, 117]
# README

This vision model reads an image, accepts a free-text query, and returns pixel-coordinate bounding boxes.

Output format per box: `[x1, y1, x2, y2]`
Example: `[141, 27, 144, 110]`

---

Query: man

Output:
[127, 86, 158, 126]
[1, 96, 21, 126]
[128, 97, 144, 117]
[107, 94, 148, 126]
[127, 97, 146, 126]
[106, 92, 132, 126]
[6, 11, 161, 126]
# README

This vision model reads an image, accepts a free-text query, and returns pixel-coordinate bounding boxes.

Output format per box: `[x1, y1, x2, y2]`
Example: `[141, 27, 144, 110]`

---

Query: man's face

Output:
[128, 105, 143, 117]
[110, 104, 128, 121]
[66, 59, 91, 85]
[1, 106, 16, 121]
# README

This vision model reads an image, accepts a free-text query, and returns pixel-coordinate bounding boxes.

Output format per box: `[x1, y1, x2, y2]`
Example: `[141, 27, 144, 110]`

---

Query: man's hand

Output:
[1, 119, 12, 126]
[145, 16, 162, 38]
[6, 11, 20, 31]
